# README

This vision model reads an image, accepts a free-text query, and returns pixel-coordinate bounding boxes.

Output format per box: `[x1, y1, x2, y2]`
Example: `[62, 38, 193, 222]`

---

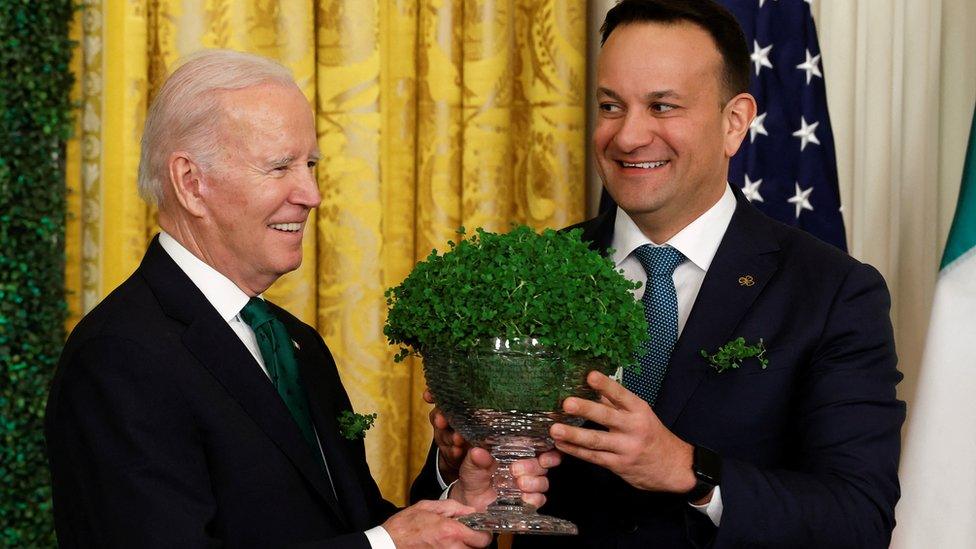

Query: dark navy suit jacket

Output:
[413, 189, 905, 548]
[46, 237, 397, 548]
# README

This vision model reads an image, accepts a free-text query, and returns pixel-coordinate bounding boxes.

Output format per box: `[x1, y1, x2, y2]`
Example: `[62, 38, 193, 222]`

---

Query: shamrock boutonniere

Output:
[337, 410, 377, 440]
[700, 337, 769, 374]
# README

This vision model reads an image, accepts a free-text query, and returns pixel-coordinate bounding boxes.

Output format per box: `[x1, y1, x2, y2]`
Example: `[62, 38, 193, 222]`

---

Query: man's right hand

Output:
[424, 388, 468, 484]
[381, 499, 491, 548]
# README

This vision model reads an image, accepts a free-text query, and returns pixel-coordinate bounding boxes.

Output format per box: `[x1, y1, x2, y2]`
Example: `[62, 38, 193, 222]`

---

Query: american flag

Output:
[598, 0, 847, 251]
[721, 0, 847, 250]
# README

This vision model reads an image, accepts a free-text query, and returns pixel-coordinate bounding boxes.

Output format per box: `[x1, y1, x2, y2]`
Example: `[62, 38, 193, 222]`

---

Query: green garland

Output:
[0, 1, 75, 545]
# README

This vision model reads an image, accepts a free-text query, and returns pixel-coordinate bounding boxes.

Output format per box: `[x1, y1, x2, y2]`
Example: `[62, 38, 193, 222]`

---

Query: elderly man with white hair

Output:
[45, 49, 553, 548]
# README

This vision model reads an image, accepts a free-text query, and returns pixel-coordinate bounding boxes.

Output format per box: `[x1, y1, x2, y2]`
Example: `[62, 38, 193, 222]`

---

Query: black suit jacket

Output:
[46, 237, 397, 548]
[413, 190, 905, 548]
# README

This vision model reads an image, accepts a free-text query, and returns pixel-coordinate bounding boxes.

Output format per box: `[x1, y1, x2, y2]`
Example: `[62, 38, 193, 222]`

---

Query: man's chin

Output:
[263, 252, 305, 281]
[610, 196, 667, 219]
[279, 258, 304, 276]
[605, 182, 670, 210]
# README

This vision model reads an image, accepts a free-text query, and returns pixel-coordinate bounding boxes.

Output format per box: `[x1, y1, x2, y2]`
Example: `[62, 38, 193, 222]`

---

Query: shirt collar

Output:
[158, 231, 253, 321]
[611, 183, 736, 272]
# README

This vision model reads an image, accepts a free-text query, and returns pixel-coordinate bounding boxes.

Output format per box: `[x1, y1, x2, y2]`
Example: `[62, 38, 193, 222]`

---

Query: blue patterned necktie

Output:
[623, 245, 686, 406]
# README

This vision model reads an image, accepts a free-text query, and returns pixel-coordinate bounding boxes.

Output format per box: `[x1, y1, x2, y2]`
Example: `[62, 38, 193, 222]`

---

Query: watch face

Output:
[694, 446, 722, 485]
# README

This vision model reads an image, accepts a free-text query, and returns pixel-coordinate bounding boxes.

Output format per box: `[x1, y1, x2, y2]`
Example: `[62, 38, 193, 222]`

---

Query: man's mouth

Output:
[269, 222, 302, 233]
[619, 160, 669, 169]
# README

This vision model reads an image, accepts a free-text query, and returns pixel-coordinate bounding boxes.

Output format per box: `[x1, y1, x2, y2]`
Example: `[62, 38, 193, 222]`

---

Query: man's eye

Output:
[652, 103, 676, 113]
[599, 103, 622, 113]
[307, 160, 317, 169]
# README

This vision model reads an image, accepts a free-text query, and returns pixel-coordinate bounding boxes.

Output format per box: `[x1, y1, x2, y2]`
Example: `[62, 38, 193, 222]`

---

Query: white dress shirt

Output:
[610, 184, 736, 527]
[158, 232, 395, 548]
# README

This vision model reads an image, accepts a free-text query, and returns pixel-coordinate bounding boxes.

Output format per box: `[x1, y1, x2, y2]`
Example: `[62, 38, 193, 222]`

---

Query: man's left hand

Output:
[448, 447, 560, 511]
[549, 370, 697, 494]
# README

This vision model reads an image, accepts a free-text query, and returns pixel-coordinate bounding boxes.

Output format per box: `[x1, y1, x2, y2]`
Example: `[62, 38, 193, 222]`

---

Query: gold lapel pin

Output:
[738, 275, 755, 287]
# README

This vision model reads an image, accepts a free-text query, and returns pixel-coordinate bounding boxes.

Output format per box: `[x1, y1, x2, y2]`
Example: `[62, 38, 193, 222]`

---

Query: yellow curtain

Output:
[66, 0, 586, 505]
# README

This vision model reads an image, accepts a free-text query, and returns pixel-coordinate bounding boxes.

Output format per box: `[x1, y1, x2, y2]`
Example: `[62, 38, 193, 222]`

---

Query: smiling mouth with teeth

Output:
[269, 222, 302, 232]
[620, 160, 669, 169]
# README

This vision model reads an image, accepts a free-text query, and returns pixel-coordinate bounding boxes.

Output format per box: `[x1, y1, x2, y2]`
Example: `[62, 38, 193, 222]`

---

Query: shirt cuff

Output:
[433, 447, 451, 490]
[688, 485, 723, 527]
[364, 526, 396, 549]
[439, 480, 457, 500]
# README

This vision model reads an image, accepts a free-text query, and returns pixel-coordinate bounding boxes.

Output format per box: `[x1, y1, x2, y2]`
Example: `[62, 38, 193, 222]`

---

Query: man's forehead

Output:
[597, 21, 723, 92]
[216, 82, 304, 114]
[600, 20, 721, 63]
[209, 83, 317, 158]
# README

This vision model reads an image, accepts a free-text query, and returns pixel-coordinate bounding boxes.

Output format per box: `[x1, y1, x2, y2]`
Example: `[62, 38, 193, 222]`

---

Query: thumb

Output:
[414, 498, 476, 518]
[464, 447, 494, 471]
[454, 447, 497, 505]
[458, 447, 496, 489]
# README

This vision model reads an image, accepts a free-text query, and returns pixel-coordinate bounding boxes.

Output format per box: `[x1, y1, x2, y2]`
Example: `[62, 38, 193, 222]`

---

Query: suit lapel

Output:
[653, 194, 781, 428]
[583, 197, 782, 428]
[286, 329, 374, 530]
[137, 238, 347, 523]
[575, 207, 616, 255]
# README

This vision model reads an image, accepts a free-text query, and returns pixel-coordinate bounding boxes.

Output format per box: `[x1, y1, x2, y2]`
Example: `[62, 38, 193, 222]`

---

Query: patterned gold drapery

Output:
[67, 0, 586, 504]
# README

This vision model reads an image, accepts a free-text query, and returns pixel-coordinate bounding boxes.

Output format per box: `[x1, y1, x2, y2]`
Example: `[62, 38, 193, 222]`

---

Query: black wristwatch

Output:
[685, 445, 721, 503]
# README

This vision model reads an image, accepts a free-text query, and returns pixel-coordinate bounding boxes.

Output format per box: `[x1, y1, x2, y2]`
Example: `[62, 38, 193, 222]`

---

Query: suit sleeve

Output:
[713, 263, 905, 548]
[46, 336, 221, 548]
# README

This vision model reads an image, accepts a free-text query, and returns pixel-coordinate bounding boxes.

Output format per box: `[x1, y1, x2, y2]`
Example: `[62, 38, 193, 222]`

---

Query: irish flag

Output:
[892, 107, 976, 547]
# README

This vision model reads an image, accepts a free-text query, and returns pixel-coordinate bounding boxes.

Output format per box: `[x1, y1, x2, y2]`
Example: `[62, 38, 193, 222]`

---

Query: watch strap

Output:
[686, 445, 721, 502]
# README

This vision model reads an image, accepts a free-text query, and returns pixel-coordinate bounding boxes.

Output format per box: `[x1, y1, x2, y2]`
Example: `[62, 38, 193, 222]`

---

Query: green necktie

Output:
[239, 297, 324, 470]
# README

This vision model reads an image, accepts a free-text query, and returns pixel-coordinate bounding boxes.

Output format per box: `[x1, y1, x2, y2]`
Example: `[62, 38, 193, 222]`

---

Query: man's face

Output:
[196, 82, 321, 294]
[594, 21, 745, 238]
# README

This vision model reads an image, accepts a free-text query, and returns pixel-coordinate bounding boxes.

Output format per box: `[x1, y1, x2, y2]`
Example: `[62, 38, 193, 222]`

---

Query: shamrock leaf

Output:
[700, 337, 769, 374]
[337, 410, 377, 440]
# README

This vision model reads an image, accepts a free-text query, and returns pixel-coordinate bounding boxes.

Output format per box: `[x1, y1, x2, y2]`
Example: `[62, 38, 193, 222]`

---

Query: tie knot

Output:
[239, 297, 275, 330]
[633, 244, 685, 277]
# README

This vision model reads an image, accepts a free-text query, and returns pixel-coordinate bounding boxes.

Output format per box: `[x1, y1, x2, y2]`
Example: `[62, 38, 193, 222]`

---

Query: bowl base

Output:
[459, 510, 578, 535]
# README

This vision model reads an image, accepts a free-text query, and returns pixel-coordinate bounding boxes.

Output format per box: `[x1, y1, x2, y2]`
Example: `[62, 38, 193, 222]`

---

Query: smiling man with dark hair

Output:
[415, 1, 905, 547]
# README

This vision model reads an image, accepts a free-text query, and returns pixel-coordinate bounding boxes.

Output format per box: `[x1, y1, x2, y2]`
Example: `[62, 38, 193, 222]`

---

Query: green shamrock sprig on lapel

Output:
[700, 337, 769, 374]
[337, 410, 378, 440]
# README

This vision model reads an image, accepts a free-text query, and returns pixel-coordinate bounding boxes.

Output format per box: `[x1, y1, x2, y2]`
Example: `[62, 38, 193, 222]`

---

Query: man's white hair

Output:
[137, 49, 296, 205]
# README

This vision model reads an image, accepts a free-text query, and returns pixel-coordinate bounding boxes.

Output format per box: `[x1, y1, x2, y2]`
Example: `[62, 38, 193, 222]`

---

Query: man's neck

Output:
[629, 184, 727, 244]
[158, 214, 271, 296]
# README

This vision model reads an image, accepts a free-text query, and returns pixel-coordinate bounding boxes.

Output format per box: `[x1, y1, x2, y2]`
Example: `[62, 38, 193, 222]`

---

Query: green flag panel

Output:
[943, 105, 976, 269]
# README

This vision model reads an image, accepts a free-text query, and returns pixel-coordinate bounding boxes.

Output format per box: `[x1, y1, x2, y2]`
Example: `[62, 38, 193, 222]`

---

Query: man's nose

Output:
[613, 112, 657, 152]
[293, 168, 322, 209]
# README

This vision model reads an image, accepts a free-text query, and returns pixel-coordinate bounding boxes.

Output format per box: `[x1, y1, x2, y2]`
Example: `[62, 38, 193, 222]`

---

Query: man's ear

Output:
[723, 92, 758, 158]
[167, 152, 208, 217]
